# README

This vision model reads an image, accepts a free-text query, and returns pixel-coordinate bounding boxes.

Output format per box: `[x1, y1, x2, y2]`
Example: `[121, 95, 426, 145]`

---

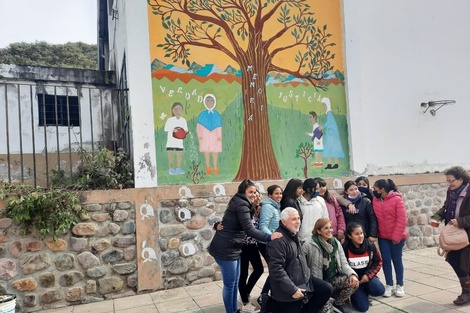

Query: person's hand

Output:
[392, 240, 400, 245]
[305, 132, 310, 136]
[450, 219, 460, 227]
[292, 288, 305, 299]
[369, 236, 377, 243]
[337, 232, 345, 241]
[360, 275, 369, 284]
[198, 137, 202, 141]
[216, 223, 223, 231]
[270, 232, 283, 240]
[217, 137, 221, 141]
[347, 203, 356, 214]
[349, 275, 359, 287]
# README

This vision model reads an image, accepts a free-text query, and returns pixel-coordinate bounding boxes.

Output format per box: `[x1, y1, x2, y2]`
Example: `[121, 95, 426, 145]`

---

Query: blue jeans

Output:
[378, 238, 405, 286]
[215, 257, 241, 313]
[350, 276, 385, 312]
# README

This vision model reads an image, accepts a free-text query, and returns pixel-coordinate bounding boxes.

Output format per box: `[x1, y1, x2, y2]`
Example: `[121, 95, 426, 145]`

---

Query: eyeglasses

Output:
[447, 179, 457, 184]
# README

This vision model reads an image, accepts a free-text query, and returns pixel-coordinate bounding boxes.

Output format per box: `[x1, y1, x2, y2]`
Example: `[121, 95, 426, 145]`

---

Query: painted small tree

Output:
[295, 142, 313, 178]
[148, 0, 336, 181]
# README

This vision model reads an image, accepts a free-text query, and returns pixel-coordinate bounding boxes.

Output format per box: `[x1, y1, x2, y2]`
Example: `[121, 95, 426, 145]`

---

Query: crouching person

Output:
[267, 207, 333, 313]
[303, 218, 359, 313]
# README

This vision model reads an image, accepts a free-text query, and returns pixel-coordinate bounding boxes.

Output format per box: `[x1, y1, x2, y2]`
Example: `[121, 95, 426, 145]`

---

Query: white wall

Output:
[109, 0, 157, 187]
[343, 0, 470, 175]
[0, 83, 113, 154]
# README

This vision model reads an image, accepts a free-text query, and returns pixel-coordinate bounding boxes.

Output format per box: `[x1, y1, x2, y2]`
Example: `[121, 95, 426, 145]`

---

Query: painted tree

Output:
[148, 0, 336, 180]
[295, 142, 313, 178]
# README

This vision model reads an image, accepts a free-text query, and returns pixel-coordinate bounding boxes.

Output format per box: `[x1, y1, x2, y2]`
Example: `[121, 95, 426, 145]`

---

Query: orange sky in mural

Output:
[147, 0, 344, 71]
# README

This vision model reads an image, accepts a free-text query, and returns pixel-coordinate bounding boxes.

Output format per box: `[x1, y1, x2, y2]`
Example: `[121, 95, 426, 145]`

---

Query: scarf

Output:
[312, 234, 338, 281]
[346, 239, 367, 255]
[348, 193, 362, 205]
[444, 183, 468, 223]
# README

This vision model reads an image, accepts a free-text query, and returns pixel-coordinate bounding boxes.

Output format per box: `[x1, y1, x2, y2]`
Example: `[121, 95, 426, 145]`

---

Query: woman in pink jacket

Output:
[372, 179, 407, 298]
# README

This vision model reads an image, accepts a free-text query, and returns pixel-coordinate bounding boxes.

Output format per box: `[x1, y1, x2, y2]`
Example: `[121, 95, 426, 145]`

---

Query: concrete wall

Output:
[0, 64, 118, 185]
[343, 0, 470, 174]
[107, 0, 157, 188]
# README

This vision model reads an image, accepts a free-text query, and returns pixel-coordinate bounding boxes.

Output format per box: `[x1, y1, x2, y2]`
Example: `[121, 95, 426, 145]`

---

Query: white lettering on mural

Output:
[158, 86, 208, 102]
[278, 90, 325, 104]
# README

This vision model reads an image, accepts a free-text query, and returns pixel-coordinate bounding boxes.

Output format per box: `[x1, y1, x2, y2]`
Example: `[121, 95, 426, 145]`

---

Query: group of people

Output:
[209, 175, 409, 313]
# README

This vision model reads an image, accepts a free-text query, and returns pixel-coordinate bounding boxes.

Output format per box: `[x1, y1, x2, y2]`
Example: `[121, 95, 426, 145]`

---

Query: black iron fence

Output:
[0, 82, 130, 187]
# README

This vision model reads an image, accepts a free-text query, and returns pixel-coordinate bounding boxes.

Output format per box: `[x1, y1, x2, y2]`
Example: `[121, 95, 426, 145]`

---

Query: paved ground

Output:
[44, 247, 470, 313]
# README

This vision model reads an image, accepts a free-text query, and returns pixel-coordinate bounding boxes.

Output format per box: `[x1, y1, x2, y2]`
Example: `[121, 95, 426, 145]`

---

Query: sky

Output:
[0, 0, 97, 48]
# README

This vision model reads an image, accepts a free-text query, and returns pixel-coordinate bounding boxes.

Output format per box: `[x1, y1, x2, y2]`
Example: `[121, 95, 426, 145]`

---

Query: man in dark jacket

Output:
[267, 207, 333, 313]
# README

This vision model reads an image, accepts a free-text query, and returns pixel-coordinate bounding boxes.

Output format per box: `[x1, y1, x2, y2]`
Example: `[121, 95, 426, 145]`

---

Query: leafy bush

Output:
[52, 148, 134, 190]
[1, 183, 84, 240]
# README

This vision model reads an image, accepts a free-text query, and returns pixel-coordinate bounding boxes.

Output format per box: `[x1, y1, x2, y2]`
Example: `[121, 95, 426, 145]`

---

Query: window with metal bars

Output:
[37, 94, 80, 127]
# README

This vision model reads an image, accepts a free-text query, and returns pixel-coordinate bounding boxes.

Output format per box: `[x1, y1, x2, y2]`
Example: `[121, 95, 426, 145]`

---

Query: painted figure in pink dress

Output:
[197, 93, 222, 175]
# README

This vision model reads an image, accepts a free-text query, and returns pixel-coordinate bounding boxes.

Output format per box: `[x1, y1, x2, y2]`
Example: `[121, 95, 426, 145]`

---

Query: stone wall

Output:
[0, 200, 137, 312]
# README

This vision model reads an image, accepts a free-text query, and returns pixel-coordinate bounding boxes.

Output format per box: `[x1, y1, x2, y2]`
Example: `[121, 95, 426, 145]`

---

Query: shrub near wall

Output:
[0, 200, 137, 312]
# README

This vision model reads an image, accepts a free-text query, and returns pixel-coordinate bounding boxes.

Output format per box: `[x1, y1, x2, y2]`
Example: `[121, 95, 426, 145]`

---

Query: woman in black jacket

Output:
[343, 222, 385, 312]
[280, 178, 303, 218]
[209, 179, 281, 313]
[341, 181, 378, 242]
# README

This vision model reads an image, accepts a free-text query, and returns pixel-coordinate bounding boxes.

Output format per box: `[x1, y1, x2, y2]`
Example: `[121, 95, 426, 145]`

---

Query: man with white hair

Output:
[266, 207, 333, 313]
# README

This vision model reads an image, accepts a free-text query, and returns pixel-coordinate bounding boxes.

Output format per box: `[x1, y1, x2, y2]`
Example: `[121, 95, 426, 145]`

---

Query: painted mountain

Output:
[151, 58, 344, 85]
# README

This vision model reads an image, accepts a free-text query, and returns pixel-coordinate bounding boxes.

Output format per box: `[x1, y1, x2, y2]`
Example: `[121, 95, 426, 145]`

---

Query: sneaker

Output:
[383, 285, 394, 297]
[242, 302, 260, 312]
[332, 300, 353, 313]
[175, 168, 185, 174]
[395, 285, 405, 297]
[169, 168, 176, 175]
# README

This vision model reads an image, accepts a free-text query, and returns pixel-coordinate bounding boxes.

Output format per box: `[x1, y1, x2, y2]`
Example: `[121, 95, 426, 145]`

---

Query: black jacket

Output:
[267, 221, 310, 302]
[341, 195, 378, 238]
[280, 197, 302, 220]
[209, 193, 270, 260]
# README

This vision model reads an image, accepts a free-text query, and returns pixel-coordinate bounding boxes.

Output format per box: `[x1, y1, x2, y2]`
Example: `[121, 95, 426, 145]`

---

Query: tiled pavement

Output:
[44, 247, 470, 313]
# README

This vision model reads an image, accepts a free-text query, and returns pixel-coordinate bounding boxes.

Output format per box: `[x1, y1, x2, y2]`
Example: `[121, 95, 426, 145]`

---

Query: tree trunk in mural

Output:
[235, 45, 281, 180]
[149, 0, 336, 181]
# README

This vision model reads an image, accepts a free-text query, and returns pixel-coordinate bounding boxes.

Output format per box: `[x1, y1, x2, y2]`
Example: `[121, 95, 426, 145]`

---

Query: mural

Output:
[147, 0, 349, 185]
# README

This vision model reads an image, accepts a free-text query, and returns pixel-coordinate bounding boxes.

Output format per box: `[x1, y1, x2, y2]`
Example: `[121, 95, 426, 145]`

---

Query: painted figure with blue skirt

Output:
[321, 97, 345, 170]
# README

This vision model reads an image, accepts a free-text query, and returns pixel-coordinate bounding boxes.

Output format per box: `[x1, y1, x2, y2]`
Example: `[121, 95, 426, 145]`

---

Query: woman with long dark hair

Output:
[372, 178, 407, 298]
[316, 178, 346, 241]
[341, 180, 378, 243]
[209, 179, 282, 313]
[280, 178, 303, 218]
[343, 222, 385, 312]
[433, 166, 470, 305]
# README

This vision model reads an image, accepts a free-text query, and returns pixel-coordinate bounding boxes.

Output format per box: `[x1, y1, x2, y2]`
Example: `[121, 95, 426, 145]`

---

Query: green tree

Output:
[0, 41, 97, 69]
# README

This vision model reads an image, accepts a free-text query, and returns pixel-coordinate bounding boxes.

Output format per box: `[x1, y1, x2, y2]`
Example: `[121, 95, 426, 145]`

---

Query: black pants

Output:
[239, 243, 264, 303]
[267, 276, 333, 313]
[258, 242, 271, 294]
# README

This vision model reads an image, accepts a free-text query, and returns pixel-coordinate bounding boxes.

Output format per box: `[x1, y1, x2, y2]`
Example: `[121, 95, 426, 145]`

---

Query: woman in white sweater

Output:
[298, 178, 329, 242]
